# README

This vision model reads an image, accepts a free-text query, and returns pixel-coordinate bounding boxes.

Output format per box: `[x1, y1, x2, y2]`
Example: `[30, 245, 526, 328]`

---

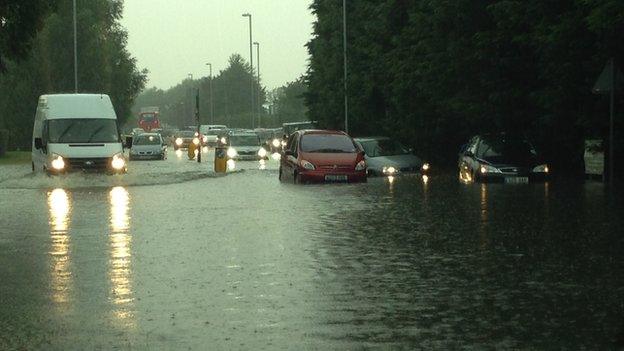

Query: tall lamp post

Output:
[73, 0, 78, 92]
[342, 0, 348, 133]
[242, 13, 254, 129]
[253, 42, 261, 128]
[205, 63, 214, 125]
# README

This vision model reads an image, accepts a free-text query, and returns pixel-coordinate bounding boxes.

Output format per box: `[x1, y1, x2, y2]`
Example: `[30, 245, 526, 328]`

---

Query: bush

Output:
[0, 129, 9, 157]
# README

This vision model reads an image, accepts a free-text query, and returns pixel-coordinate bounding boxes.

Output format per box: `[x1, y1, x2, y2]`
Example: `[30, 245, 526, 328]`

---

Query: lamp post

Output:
[242, 13, 254, 129]
[342, 0, 348, 133]
[205, 63, 214, 125]
[253, 41, 260, 128]
[73, 0, 78, 93]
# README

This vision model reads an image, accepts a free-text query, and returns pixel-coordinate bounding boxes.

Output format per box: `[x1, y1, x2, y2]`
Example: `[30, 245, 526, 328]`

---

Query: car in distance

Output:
[31, 94, 127, 174]
[355, 136, 429, 176]
[173, 130, 196, 150]
[226, 132, 268, 161]
[458, 134, 549, 183]
[129, 133, 167, 160]
[279, 130, 367, 184]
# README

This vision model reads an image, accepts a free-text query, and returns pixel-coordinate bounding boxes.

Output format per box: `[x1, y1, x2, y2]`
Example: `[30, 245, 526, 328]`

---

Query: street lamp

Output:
[73, 0, 78, 93]
[342, 0, 348, 133]
[205, 63, 214, 125]
[242, 13, 254, 129]
[253, 41, 261, 128]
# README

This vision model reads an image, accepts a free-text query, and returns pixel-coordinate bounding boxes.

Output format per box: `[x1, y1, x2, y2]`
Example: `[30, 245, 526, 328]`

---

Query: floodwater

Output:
[1, 151, 623, 350]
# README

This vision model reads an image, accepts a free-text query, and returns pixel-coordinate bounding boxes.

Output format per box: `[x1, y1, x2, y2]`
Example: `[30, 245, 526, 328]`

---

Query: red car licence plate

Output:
[325, 174, 348, 182]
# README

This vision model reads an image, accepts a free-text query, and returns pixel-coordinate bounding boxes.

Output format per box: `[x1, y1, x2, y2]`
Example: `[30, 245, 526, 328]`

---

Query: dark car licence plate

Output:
[325, 175, 348, 182]
[505, 176, 529, 184]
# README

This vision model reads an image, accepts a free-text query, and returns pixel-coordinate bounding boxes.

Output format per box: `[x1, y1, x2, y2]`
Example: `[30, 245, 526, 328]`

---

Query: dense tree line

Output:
[132, 55, 308, 130]
[0, 0, 146, 149]
[306, 0, 624, 173]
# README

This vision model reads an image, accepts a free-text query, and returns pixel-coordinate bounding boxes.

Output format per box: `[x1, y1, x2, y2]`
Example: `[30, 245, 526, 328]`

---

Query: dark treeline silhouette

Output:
[132, 54, 265, 129]
[132, 56, 308, 130]
[305, 0, 624, 175]
[0, 0, 146, 149]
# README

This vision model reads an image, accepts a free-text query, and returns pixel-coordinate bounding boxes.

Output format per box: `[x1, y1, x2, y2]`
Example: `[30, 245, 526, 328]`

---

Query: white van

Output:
[32, 94, 127, 174]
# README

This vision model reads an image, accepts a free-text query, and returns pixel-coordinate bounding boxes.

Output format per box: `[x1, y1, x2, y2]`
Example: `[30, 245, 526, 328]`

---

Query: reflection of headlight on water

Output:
[227, 159, 236, 171]
[202, 146, 209, 153]
[175, 149, 183, 158]
[387, 176, 395, 184]
[259, 159, 266, 170]
[422, 175, 429, 184]
[271, 153, 281, 161]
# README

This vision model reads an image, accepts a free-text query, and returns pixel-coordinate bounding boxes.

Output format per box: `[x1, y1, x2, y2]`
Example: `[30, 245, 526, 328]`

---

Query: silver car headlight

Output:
[480, 164, 501, 174]
[272, 139, 281, 148]
[382, 166, 397, 175]
[227, 147, 237, 158]
[258, 147, 268, 158]
[532, 164, 549, 173]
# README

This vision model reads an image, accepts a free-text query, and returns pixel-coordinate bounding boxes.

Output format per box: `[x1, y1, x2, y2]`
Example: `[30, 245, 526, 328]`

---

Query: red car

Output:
[279, 130, 367, 183]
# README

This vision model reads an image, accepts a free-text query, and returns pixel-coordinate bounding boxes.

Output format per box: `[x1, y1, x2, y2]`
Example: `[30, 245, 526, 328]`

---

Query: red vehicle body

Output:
[138, 111, 160, 132]
[279, 130, 367, 183]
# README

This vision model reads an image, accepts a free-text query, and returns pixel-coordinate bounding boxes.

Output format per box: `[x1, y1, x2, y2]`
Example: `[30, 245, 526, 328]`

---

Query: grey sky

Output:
[120, 0, 315, 91]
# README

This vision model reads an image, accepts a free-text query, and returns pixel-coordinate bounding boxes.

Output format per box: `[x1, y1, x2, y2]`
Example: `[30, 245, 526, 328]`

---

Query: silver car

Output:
[356, 137, 429, 176]
[130, 133, 167, 160]
[226, 133, 269, 161]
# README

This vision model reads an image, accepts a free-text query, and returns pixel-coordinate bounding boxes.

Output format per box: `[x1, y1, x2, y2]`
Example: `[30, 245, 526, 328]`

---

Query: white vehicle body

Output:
[31, 94, 127, 173]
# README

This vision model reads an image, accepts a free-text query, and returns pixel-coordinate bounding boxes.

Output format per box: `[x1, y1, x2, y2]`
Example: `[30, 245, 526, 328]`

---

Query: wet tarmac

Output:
[1, 150, 623, 349]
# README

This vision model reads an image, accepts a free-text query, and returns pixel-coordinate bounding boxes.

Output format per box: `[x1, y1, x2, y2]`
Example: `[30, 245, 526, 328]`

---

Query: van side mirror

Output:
[124, 136, 133, 148]
[34, 138, 43, 150]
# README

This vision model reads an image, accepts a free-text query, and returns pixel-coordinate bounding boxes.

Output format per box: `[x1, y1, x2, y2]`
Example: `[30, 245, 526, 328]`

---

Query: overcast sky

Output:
[119, 0, 315, 91]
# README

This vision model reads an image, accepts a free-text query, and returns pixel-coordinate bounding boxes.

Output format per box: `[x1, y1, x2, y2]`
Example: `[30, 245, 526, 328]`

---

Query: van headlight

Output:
[175, 138, 183, 146]
[421, 163, 430, 171]
[532, 164, 549, 173]
[227, 147, 237, 158]
[111, 153, 126, 170]
[258, 147, 268, 158]
[51, 155, 65, 170]
[202, 135, 208, 143]
[272, 139, 281, 148]
[192, 137, 200, 145]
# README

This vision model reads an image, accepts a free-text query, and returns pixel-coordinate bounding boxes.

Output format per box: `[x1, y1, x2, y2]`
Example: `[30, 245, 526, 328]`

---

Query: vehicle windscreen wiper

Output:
[55, 124, 75, 143]
[86, 125, 106, 142]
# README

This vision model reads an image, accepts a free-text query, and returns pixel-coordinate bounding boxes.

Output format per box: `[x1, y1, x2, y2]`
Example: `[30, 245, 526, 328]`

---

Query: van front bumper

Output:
[47, 157, 126, 174]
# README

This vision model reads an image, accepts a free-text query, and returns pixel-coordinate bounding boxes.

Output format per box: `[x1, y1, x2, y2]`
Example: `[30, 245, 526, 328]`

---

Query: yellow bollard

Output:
[214, 145, 227, 173]
[187, 141, 197, 160]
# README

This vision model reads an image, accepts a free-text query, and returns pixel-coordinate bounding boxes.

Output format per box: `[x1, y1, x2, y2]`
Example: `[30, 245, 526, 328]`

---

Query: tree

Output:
[0, 0, 54, 72]
[0, 0, 147, 148]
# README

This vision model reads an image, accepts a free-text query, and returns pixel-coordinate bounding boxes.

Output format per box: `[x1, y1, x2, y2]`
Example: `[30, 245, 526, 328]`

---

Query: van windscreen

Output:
[47, 119, 119, 143]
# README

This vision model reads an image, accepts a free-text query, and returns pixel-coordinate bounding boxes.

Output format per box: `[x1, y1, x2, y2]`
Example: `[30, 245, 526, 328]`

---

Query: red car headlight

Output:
[355, 160, 366, 171]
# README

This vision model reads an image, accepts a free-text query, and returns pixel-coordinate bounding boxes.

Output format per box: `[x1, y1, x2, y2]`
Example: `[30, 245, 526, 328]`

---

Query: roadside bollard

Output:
[187, 141, 197, 160]
[214, 142, 227, 173]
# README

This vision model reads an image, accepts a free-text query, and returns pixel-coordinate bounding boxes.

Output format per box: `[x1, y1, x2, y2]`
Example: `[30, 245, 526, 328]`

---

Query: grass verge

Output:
[0, 151, 30, 165]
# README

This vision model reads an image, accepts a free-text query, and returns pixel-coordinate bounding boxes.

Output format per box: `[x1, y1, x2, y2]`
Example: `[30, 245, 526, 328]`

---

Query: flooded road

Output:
[1, 152, 623, 349]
